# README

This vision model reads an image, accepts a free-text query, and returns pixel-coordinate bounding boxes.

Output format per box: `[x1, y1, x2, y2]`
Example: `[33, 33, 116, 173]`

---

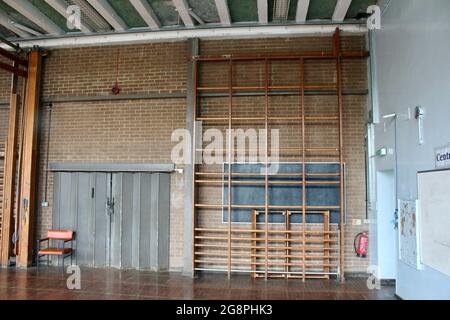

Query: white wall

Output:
[372, 0, 450, 299]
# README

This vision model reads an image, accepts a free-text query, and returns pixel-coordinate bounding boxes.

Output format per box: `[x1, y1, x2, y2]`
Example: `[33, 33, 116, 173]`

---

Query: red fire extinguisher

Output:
[354, 232, 368, 258]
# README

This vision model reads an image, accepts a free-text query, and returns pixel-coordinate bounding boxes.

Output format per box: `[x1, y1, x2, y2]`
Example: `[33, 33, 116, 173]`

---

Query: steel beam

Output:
[0, 11, 31, 38]
[173, 0, 194, 27]
[257, 0, 268, 24]
[86, 0, 127, 31]
[296, 0, 310, 22]
[332, 0, 352, 22]
[129, 0, 161, 29]
[3, 0, 64, 35]
[214, 0, 231, 25]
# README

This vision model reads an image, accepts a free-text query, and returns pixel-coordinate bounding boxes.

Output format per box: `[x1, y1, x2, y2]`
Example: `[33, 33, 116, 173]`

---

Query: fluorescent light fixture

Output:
[9, 20, 43, 36]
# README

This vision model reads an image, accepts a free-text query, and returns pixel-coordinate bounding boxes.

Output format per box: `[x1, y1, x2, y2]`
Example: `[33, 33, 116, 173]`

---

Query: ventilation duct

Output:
[273, 0, 290, 21]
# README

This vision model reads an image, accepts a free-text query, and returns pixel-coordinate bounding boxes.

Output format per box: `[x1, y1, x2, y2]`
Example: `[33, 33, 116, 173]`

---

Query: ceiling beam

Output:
[0, 11, 31, 38]
[129, 0, 161, 29]
[86, 0, 127, 31]
[6, 24, 368, 49]
[257, 0, 268, 24]
[214, 0, 231, 25]
[44, 0, 92, 33]
[296, 0, 310, 22]
[3, 0, 64, 35]
[189, 10, 204, 24]
[332, 0, 352, 22]
[173, 0, 194, 27]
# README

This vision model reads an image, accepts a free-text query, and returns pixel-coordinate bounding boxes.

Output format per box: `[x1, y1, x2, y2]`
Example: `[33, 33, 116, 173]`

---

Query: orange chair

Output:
[37, 230, 74, 271]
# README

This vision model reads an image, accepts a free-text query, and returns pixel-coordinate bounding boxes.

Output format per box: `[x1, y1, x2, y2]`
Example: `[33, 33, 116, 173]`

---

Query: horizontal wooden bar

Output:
[194, 259, 338, 267]
[195, 228, 339, 235]
[197, 84, 337, 92]
[194, 252, 339, 260]
[194, 244, 339, 251]
[0, 61, 27, 77]
[194, 51, 369, 61]
[198, 89, 368, 98]
[284, 275, 330, 279]
[195, 172, 340, 177]
[196, 116, 339, 122]
[195, 180, 339, 185]
[195, 204, 340, 210]
[0, 48, 28, 67]
[194, 236, 338, 243]
[195, 148, 339, 152]
[194, 268, 338, 277]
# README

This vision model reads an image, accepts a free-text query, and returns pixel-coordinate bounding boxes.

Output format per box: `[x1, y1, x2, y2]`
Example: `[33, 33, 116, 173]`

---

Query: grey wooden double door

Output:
[52, 172, 170, 270]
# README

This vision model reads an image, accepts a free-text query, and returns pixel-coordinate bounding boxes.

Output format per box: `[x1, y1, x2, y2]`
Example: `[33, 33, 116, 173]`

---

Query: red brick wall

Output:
[0, 35, 369, 273]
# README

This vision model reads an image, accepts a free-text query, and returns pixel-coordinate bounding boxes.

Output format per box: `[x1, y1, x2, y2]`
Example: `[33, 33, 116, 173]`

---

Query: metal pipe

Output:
[42, 103, 53, 205]
[5, 24, 368, 49]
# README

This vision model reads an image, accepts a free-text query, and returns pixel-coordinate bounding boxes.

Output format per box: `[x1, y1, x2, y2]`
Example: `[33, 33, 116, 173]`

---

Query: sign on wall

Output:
[398, 200, 423, 270]
[418, 169, 450, 277]
[435, 145, 450, 169]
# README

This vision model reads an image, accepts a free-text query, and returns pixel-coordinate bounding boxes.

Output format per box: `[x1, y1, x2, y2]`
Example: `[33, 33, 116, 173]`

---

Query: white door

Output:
[376, 170, 397, 280]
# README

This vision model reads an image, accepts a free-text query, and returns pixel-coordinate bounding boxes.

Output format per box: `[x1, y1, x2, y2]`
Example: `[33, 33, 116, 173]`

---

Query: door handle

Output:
[111, 197, 115, 215]
[392, 209, 399, 229]
[106, 197, 115, 216]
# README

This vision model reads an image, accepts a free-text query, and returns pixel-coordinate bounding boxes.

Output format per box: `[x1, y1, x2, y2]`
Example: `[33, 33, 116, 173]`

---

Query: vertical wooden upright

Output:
[334, 28, 345, 282]
[227, 58, 233, 279]
[251, 209, 257, 278]
[17, 50, 42, 268]
[285, 210, 291, 278]
[323, 211, 330, 278]
[300, 57, 307, 282]
[0, 63, 20, 266]
[263, 58, 269, 280]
